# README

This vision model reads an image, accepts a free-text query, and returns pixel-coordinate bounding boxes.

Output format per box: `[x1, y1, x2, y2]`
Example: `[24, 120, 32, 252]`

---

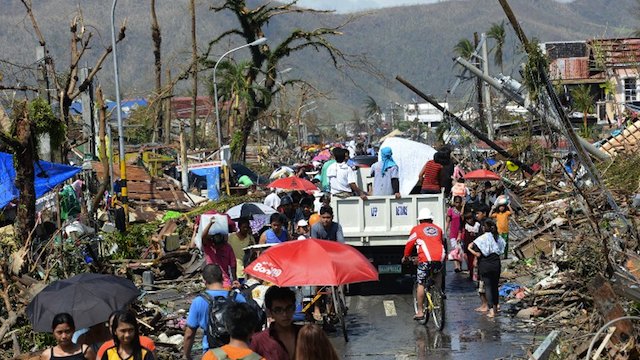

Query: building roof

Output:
[587, 38, 640, 68]
[171, 97, 214, 119]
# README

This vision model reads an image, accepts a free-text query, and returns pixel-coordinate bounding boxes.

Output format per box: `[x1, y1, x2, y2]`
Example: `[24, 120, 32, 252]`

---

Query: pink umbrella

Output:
[312, 149, 331, 162]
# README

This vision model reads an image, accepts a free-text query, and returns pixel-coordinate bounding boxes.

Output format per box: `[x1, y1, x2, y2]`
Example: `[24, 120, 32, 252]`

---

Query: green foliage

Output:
[598, 153, 640, 195]
[104, 222, 160, 259]
[125, 105, 154, 144]
[599, 80, 615, 100]
[29, 98, 65, 148]
[230, 130, 244, 160]
[453, 38, 474, 59]
[396, 121, 412, 132]
[487, 20, 507, 72]
[363, 95, 382, 120]
[522, 40, 549, 102]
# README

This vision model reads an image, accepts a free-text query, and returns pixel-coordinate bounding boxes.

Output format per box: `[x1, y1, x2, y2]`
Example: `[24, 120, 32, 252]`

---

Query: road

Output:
[330, 263, 535, 359]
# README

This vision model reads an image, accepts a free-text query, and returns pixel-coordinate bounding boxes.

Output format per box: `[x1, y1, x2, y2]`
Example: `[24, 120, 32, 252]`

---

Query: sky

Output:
[298, 0, 573, 13]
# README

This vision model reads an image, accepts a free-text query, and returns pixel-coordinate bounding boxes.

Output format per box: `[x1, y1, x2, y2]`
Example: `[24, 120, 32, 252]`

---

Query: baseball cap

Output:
[417, 208, 433, 221]
[297, 219, 309, 227]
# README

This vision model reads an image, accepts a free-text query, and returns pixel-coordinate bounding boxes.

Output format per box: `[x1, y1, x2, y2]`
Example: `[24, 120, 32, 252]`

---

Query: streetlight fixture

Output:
[111, 0, 128, 225]
[213, 37, 267, 151]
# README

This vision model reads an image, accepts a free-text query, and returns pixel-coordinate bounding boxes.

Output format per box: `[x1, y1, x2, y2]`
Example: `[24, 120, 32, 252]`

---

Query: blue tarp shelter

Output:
[0, 152, 82, 209]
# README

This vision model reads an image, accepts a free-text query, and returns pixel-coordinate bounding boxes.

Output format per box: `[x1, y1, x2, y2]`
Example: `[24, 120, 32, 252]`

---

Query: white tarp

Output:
[379, 137, 437, 195]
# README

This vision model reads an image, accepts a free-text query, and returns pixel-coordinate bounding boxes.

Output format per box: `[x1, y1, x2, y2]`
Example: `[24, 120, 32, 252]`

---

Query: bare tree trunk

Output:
[150, 0, 162, 143]
[13, 104, 36, 243]
[91, 87, 110, 213]
[189, 0, 198, 148]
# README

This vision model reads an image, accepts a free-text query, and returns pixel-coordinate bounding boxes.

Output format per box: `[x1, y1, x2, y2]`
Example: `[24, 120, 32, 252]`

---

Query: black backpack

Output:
[199, 290, 238, 348]
[239, 283, 268, 332]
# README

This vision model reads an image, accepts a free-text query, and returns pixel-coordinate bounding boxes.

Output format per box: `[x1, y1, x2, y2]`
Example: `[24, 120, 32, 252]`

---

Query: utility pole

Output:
[179, 122, 189, 191]
[79, 67, 96, 157]
[36, 45, 52, 161]
[474, 33, 486, 132]
[481, 33, 494, 140]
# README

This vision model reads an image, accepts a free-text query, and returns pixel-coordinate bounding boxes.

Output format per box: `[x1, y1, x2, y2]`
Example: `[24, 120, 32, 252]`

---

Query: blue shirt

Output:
[186, 289, 246, 351]
[264, 228, 288, 244]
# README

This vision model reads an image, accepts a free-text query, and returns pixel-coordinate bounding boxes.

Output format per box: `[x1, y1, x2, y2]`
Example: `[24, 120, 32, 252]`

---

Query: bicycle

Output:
[406, 257, 445, 331]
[301, 285, 349, 342]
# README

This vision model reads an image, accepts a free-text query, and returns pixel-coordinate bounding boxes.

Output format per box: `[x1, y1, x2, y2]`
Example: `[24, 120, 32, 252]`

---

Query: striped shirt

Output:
[420, 160, 442, 191]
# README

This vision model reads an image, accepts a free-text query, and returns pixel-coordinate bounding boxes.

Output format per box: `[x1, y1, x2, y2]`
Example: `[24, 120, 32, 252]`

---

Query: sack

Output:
[448, 245, 463, 262]
[199, 290, 238, 348]
[211, 347, 262, 360]
[239, 283, 268, 332]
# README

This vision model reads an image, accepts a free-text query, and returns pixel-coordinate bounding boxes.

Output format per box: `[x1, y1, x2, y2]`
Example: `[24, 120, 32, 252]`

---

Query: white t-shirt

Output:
[327, 162, 357, 194]
[263, 192, 281, 209]
[370, 162, 399, 196]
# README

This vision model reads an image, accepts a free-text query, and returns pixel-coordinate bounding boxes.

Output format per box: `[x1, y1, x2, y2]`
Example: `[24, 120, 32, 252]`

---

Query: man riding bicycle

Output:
[402, 208, 445, 320]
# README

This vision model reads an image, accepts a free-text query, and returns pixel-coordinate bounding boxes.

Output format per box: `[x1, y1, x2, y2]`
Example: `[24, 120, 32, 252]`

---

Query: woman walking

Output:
[467, 219, 505, 318]
[41, 313, 96, 360]
[445, 196, 464, 272]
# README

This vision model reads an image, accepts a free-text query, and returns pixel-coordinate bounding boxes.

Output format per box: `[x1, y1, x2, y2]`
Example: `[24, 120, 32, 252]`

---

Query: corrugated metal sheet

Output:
[588, 38, 640, 68]
[171, 96, 214, 119]
[550, 57, 589, 80]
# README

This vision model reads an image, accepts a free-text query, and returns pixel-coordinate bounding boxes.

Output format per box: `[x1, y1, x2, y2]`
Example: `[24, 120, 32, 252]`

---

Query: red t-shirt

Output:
[420, 160, 442, 191]
[404, 223, 445, 263]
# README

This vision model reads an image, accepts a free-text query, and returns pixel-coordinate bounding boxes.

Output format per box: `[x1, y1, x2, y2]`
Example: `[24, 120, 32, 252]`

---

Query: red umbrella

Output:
[463, 169, 501, 181]
[267, 177, 318, 191]
[245, 239, 379, 286]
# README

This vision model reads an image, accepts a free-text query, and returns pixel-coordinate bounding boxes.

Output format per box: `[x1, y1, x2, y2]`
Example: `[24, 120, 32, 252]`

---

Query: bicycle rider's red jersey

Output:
[404, 222, 445, 263]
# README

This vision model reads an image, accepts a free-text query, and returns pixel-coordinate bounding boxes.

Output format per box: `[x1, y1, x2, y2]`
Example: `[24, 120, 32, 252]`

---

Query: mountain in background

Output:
[0, 0, 638, 123]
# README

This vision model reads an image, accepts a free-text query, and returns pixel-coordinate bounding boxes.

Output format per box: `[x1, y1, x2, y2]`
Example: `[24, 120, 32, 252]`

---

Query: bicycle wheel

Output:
[412, 283, 429, 326]
[332, 286, 349, 342]
[429, 285, 445, 331]
[336, 286, 347, 316]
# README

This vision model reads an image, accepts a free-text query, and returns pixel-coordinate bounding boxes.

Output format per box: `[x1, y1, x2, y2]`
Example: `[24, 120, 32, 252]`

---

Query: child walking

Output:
[489, 202, 513, 259]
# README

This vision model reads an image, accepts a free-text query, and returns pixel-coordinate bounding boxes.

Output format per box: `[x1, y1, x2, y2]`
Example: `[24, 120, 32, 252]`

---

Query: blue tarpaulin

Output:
[0, 152, 82, 209]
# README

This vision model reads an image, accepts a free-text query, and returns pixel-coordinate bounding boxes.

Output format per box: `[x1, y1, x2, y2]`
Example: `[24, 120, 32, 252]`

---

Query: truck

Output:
[331, 193, 446, 287]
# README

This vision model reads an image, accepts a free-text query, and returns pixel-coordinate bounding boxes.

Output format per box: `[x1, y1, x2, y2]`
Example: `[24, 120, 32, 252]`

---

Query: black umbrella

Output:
[27, 273, 140, 332]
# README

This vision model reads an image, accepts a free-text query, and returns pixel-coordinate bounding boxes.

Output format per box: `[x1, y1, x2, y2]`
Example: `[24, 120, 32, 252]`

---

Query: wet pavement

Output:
[330, 263, 536, 359]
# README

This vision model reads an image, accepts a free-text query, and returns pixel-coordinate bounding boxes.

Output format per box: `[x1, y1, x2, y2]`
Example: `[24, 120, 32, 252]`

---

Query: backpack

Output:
[239, 283, 268, 332]
[211, 347, 262, 360]
[199, 290, 238, 348]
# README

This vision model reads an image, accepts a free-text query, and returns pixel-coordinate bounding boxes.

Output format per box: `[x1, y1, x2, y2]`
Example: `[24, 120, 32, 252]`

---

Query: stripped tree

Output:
[20, 0, 126, 159]
[203, 0, 370, 161]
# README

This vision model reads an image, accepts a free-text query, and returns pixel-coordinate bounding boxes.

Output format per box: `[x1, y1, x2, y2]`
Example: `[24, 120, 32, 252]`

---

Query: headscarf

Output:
[380, 147, 397, 176]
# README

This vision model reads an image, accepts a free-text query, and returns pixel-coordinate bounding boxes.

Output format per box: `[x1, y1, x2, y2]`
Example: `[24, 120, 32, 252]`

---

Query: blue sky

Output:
[298, 0, 572, 13]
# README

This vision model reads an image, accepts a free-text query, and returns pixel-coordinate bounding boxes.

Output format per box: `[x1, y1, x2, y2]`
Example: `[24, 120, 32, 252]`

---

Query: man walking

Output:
[183, 265, 246, 360]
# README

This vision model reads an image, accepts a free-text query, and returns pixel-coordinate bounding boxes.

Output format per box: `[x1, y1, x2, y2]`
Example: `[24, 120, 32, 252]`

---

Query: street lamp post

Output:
[111, 0, 128, 225]
[297, 101, 316, 145]
[213, 37, 267, 152]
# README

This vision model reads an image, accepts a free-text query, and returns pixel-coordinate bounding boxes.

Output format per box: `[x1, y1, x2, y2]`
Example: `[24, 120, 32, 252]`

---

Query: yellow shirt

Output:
[491, 211, 511, 234]
[228, 232, 255, 278]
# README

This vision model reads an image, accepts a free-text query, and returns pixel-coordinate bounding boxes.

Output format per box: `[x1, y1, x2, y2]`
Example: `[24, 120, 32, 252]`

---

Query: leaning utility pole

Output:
[396, 75, 535, 175]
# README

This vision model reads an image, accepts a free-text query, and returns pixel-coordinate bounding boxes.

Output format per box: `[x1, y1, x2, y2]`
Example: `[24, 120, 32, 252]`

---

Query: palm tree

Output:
[454, 38, 474, 59]
[570, 85, 594, 133]
[487, 20, 506, 73]
[363, 95, 382, 132]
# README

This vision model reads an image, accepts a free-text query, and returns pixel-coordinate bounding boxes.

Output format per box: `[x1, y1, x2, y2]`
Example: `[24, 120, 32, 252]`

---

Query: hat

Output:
[417, 208, 434, 221]
[297, 219, 309, 227]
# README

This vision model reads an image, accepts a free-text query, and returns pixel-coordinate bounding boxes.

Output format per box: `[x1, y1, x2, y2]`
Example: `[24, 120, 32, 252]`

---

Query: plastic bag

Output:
[194, 214, 229, 249]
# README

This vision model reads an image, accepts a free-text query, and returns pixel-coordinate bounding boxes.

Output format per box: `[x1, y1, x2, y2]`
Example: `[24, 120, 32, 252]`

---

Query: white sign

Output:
[176, 160, 224, 172]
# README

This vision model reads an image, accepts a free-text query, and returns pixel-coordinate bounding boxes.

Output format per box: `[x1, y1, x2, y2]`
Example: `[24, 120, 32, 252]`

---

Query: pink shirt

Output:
[447, 207, 462, 240]
[203, 243, 236, 287]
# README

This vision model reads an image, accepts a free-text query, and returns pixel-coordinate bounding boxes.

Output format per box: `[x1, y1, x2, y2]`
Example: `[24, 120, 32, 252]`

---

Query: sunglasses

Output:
[270, 305, 296, 315]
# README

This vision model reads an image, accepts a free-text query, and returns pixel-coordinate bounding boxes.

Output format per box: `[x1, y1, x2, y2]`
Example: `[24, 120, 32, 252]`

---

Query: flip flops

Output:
[413, 314, 425, 320]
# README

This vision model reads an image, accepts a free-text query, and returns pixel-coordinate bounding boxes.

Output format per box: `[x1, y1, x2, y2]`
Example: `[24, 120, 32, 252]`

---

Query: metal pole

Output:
[481, 33, 494, 140]
[111, 0, 128, 225]
[213, 38, 267, 152]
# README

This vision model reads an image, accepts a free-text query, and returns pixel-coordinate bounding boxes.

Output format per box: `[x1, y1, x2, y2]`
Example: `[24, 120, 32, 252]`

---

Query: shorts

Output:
[417, 262, 443, 285]
[478, 280, 486, 294]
